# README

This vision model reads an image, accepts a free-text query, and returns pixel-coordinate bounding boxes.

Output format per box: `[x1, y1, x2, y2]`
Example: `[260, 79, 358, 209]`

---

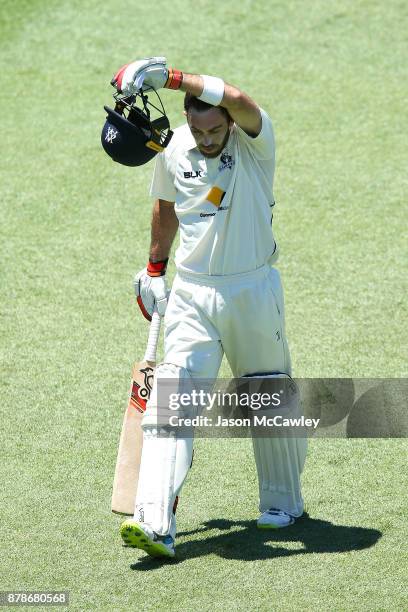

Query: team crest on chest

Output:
[219, 152, 235, 171]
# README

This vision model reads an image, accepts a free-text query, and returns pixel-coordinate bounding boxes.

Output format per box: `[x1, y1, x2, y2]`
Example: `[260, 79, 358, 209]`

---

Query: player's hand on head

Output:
[134, 262, 169, 321]
[111, 57, 168, 95]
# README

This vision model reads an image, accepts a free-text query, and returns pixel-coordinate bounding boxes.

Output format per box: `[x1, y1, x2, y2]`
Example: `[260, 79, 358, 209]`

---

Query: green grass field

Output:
[1, 0, 407, 610]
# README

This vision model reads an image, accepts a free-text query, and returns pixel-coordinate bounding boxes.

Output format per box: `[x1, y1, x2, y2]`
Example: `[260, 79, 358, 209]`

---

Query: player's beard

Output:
[198, 127, 231, 158]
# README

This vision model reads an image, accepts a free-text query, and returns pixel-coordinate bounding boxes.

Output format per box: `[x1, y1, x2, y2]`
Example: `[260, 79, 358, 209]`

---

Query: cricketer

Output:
[104, 58, 308, 559]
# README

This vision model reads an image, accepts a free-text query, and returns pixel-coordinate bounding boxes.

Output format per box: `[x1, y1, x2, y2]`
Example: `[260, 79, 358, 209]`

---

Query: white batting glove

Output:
[134, 259, 169, 320]
[111, 57, 168, 95]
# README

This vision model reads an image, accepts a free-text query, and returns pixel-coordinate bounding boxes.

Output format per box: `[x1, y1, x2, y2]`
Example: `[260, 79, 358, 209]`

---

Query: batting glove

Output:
[111, 57, 183, 95]
[134, 259, 169, 321]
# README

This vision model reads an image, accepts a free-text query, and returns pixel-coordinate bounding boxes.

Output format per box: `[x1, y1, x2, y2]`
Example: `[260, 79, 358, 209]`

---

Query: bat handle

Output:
[144, 310, 161, 363]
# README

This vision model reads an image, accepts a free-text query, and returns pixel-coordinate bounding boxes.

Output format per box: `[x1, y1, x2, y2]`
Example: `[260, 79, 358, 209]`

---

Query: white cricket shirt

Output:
[150, 107, 278, 276]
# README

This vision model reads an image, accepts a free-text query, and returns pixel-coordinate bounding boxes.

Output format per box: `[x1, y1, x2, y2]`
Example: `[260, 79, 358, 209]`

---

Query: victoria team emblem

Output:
[219, 152, 235, 171]
[105, 126, 118, 143]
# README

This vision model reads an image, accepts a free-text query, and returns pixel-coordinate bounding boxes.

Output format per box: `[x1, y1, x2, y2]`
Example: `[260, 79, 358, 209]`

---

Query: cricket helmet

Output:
[101, 89, 173, 166]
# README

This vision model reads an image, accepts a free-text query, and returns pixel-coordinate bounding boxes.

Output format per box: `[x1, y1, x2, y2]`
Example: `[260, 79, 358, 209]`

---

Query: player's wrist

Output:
[164, 68, 183, 90]
[147, 257, 168, 277]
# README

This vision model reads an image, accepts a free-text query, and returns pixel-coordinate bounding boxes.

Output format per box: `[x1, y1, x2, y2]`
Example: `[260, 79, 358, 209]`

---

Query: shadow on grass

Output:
[129, 512, 382, 570]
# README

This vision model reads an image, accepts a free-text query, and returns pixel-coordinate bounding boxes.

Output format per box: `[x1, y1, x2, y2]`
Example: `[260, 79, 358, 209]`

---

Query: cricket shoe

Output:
[120, 520, 175, 558]
[257, 508, 295, 529]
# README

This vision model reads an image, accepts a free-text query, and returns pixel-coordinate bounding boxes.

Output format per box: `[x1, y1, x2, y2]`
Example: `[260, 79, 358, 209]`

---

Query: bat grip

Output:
[144, 310, 161, 363]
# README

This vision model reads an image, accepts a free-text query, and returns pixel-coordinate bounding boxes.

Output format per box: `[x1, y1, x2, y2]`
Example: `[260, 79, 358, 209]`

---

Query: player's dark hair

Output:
[184, 93, 231, 122]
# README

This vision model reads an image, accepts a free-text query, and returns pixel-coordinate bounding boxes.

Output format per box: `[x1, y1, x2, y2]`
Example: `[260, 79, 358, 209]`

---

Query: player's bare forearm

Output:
[149, 199, 178, 262]
[180, 73, 262, 137]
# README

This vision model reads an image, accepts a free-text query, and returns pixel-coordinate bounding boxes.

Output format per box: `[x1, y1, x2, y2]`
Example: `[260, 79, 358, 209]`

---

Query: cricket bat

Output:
[111, 310, 161, 515]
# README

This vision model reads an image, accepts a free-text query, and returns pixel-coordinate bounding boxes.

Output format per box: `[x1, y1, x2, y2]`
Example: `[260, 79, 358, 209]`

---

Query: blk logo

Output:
[184, 170, 203, 179]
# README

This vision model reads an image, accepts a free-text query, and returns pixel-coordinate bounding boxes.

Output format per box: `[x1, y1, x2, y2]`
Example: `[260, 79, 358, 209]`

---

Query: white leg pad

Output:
[250, 374, 307, 517]
[252, 435, 307, 516]
[134, 363, 194, 537]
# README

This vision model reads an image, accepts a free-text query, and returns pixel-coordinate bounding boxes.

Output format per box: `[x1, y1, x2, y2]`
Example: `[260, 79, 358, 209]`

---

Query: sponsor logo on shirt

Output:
[199, 206, 229, 218]
[184, 170, 204, 179]
[218, 152, 235, 172]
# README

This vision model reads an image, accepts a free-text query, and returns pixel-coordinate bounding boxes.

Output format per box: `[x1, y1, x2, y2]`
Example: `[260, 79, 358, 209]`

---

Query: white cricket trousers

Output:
[136, 264, 307, 535]
[165, 264, 291, 377]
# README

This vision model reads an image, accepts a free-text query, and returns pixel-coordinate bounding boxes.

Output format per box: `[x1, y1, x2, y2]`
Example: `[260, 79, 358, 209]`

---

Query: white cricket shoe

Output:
[120, 520, 176, 558]
[257, 508, 295, 529]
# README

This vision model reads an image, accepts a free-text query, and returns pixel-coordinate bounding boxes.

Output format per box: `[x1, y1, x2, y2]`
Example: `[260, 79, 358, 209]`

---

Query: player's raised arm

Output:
[179, 74, 262, 138]
[111, 57, 262, 137]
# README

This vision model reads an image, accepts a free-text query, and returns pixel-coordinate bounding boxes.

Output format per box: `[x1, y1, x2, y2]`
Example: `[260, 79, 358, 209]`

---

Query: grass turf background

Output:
[1, 0, 407, 610]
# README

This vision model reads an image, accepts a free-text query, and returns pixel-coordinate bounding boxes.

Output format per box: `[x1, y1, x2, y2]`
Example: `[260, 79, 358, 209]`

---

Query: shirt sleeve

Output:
[149, 149, 177, 201]
[234, 107, 275, 161]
